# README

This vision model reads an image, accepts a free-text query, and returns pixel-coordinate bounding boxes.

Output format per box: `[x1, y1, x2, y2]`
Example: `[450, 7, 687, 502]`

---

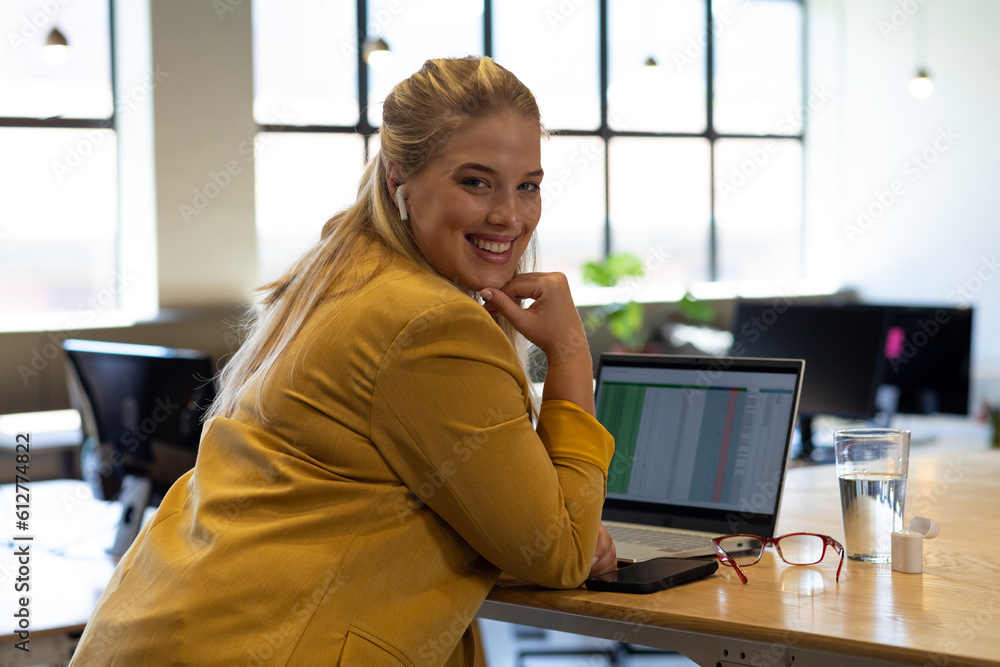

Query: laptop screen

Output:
[595, 354, 804, 537]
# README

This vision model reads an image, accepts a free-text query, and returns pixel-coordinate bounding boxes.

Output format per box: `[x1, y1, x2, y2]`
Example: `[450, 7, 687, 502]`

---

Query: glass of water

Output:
[834, 428, 910, 563]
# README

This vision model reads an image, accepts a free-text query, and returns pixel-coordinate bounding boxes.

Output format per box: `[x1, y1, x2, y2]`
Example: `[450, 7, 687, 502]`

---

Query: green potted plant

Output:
[582, 252, 717, 352]
[582, 252, 648, 352]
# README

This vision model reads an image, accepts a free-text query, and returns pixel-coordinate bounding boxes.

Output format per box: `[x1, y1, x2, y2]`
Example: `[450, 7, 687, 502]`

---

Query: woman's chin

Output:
[461, 270, 517, 293]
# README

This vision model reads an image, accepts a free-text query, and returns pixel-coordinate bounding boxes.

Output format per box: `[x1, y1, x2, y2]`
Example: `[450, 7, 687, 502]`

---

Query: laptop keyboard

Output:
[606, 524, 712, 552]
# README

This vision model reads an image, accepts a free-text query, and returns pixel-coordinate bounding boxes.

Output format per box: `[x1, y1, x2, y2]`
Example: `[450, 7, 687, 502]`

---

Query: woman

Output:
[71, 56, 615, 666]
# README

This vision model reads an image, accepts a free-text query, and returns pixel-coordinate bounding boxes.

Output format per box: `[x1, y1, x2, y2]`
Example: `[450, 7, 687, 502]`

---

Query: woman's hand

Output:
[479, 272, 586, 359]
[589, 524, 617, 577]
[480, 272, 595, 415]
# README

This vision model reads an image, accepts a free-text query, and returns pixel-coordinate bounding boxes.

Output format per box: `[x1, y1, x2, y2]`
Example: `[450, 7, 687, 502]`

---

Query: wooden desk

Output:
[5, 451, 996, 666]
[0, 481, 120, 666]
[480, 449, 1000, 667]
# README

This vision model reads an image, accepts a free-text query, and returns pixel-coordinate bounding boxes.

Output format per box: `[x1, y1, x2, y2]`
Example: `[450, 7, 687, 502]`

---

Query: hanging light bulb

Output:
[41, 27, 70, 66]
[362, 37, 393, 70]
[909, 69, 934, 100]
[909, 3, 933, 100]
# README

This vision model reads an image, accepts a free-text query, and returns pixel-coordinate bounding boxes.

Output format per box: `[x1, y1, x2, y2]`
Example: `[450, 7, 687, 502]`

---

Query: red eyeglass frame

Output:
[711, 532, 845, 584]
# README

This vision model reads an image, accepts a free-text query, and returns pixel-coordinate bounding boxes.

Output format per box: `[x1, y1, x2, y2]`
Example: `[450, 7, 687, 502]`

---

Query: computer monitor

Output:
[730, 302, 890, 458]
[876, 305, 973, 416]
[62, 339, 215, 555]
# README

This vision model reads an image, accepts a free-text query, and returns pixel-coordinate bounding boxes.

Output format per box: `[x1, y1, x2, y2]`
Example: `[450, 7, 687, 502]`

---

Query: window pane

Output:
[609, 138, 711, 285]
[367, 0, 483, 127]
[0, 128, 118, 314]
[713, 0, 803, 135]
[252, 0, 358, 126]
[609, 0, 706, 133]
[255, 132, 366, 283]
[0, 0, 113, 118]
[714, 138, 802, 281]
[494, 0, 599, 131]
[535, 137, 606, 285]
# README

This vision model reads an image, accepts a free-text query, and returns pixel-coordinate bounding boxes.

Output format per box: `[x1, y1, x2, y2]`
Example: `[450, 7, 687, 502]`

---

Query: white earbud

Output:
[396, 184, 408, 221]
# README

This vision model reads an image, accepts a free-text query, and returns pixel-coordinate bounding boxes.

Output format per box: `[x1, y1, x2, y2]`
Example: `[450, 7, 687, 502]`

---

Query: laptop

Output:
[595, 353, 805, 563]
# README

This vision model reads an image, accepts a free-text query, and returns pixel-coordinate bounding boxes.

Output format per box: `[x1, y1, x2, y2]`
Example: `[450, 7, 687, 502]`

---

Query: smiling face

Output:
[396, 115, 543, 291]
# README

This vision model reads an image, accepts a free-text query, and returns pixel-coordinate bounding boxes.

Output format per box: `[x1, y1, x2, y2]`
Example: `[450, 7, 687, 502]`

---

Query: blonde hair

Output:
[209, 56, 544, 422]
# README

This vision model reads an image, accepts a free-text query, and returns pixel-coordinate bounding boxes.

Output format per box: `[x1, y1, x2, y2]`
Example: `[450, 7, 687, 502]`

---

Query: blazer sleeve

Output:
[370, 298, 614, 589]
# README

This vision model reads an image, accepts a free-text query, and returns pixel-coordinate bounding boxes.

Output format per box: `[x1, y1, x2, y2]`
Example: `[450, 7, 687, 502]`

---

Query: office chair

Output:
[61, 339, 215, 557]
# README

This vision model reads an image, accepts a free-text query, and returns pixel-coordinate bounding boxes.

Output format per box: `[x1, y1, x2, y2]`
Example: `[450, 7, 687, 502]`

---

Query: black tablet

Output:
[585, 557, 719, 594]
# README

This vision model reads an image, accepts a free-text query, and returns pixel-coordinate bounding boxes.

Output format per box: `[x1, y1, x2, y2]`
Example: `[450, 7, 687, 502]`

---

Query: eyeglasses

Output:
[711, 533, 844, 584]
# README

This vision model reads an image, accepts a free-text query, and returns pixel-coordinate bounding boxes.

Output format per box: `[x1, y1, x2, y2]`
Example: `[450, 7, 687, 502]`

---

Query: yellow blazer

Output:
[71, 237, 614, 666]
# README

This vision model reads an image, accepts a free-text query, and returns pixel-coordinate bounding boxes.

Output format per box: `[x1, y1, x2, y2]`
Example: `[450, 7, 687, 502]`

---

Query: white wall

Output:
[140, 0, 258, 309]
[806, 0, 1000, 389]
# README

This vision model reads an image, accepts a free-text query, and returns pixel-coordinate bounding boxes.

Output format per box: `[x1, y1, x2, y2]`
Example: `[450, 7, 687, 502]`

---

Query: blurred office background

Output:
[2, 0, 997, 411]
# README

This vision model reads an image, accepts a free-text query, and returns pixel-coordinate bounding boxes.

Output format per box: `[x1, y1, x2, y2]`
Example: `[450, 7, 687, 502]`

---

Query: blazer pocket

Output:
[340, 627, 414, 667]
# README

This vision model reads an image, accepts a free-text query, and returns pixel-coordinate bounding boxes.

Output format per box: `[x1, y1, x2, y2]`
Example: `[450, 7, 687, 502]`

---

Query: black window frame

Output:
[0, 0, 121, 315]
[256, 0, 807, 283]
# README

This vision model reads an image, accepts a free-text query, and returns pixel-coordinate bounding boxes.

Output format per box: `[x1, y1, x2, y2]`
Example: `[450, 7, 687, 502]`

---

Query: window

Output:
[252, 0, 805, 292]
[0, 0, 120, 323]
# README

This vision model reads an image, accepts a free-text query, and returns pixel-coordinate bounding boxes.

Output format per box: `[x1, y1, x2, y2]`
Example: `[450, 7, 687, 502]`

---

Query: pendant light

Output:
[41, 27, 70, 66]
[908, 4, 933, 100]
[363, 37, 392, 70]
